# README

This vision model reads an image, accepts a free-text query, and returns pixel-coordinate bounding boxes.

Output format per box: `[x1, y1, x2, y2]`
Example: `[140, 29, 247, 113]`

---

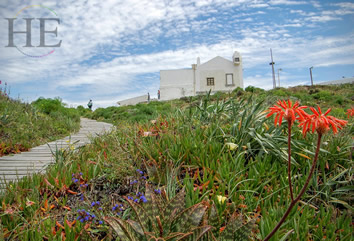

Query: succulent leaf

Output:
[104, 216, 138, 241]
[126, 219, 144, 237]
[163, 188, 186, 223]
[125, 197, 157, 235]
[172, 202, 208, 233]
[177, 225, 213, 241]
[219, 214, 255, 241]
[145, 184, 164, 219]
[208, 203, 220, 236]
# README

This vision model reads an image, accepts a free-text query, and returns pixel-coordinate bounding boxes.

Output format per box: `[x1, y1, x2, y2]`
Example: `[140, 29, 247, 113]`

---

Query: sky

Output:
[0, 0, 353, 108]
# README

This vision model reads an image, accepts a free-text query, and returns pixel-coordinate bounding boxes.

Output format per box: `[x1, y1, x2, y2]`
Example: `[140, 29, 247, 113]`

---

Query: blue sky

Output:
[0, 0, 353, 108]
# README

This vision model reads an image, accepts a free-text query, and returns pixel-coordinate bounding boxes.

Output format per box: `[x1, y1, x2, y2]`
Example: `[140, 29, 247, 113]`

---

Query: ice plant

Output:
[266, 99, 308, 201]
[264, 105, 347, 241]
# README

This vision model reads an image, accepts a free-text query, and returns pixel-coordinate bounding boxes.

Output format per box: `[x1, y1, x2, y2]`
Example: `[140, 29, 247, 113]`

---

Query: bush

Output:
[312, 90, 332, 101]
[245, 85, 265, 93]
[269, 88, 289, 97]
[32, 97, 63, 114]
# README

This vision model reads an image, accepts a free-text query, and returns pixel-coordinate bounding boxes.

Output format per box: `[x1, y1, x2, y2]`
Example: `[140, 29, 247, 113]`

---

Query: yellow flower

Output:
[70, 145, 75, 150]
[216, 195, 227, 204]
[225, 142, 238, 151]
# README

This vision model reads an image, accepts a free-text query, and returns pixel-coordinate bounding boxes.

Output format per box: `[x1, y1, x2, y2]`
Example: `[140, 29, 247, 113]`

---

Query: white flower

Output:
[225, 142, 238, 151]
[216, 195, 227, 204]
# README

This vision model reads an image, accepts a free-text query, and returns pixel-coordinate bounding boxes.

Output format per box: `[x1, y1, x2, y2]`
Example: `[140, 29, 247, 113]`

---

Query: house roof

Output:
[200, 56, 233, 66]
[318, 77, 354, 85]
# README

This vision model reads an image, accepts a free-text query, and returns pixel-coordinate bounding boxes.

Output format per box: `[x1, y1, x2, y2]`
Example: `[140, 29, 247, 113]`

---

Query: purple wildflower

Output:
[140, 195, 147, 203]
[112, 204, 118, 211]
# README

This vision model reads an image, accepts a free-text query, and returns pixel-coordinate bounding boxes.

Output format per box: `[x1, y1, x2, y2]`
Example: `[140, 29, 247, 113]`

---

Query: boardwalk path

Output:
[0, 118, 113, 190]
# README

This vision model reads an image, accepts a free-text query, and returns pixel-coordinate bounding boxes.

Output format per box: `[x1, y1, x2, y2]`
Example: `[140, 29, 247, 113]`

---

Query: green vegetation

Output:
[0, 95, 80, 156]
[88, 84, 353, 125]
[105, 185, 254, 240]
[0, 84, 353, 240]
[86, 100, 179, 124]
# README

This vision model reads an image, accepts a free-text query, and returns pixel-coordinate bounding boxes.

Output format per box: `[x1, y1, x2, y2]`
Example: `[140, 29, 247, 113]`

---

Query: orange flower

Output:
[266, 99, 308, 126]
[299, 106, 347, 136]
[347, 107, 354, 118]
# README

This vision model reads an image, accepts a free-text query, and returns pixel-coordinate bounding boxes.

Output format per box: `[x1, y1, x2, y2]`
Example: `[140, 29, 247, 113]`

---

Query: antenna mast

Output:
[269, 48, 276, 89]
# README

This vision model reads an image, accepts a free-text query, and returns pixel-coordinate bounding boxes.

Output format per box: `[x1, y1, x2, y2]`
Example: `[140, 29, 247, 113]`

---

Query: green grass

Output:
[0, 84, 353, 240]
[87, 99, 186, 124]
[0, 95, 80, 156]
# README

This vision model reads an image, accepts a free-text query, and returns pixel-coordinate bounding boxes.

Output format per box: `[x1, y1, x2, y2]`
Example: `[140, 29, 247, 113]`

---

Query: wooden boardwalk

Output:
[0, 118, 113, 191]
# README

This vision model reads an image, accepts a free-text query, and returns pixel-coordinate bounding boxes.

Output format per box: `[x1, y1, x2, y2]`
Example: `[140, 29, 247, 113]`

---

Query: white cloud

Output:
[269, 0, 307, 5]
[332, 2, 354, 10]
[0, 0, 353, 107]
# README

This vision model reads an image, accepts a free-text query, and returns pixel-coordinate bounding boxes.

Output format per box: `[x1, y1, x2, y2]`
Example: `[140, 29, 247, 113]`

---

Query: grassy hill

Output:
[0, 95, 80, 156]
[88, 84, 353, 124]
[0, 84, 353, 240]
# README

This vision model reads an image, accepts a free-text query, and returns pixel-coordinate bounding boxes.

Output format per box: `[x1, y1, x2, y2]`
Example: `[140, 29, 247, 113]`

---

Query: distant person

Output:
[157, 89, 160, 100]
[147, 92, 150, 101]
[87, 99, 93, 110]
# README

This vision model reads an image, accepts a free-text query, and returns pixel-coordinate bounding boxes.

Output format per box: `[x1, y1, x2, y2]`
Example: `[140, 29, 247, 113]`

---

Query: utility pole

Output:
[277, 68, 282, 88]
[269, 49, 276, 89]
[309, 66, 314, 86]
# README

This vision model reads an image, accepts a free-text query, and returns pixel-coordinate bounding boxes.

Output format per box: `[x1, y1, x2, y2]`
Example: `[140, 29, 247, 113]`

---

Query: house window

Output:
[226, 74, 234, 86]
[207, 77, 214, 86]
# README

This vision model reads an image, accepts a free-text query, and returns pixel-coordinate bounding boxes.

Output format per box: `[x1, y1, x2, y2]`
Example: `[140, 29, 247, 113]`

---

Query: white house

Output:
[159, 51, 243, 100]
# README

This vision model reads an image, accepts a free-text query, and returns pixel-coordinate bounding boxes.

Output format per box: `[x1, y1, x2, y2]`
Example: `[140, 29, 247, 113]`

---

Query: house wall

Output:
[197, 56, 243, 93]
[160, 69, 194, 100]
[117, 94, 148, 106]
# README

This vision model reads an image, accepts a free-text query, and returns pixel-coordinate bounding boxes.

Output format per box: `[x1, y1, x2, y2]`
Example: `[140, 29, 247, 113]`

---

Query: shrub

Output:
[245, 86, 264, 93]
[312, 90, 332, 101]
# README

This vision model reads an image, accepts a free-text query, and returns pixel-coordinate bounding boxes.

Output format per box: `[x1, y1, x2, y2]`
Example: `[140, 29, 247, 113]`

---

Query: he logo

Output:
[5, 5, 61, 58]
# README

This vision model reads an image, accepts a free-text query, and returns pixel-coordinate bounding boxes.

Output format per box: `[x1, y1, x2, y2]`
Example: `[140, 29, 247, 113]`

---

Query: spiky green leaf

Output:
[125, 197, 156, 235]
[208, 203, 220, 236]
[104, 216, 138, 241]
[231, 219, 255, 241]
[163, 188, 186, 223]
[144, 184, 164, 219]
[126, 220, 144, 237]
[177, 225, 213, 241]
[219, 215, 255, 241]
[172, 202, 208, 233]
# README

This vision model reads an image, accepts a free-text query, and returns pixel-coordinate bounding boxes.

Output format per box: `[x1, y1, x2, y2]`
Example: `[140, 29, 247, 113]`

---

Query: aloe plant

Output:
[104, 185, 255, 241]
[206, 202, 255, 241]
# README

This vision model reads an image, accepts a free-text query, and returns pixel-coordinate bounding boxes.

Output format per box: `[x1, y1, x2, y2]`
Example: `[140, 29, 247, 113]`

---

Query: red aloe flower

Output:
[266, 99, 308, 126]
[299, 106, 347, 136]
[347, 107, 354, 118]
